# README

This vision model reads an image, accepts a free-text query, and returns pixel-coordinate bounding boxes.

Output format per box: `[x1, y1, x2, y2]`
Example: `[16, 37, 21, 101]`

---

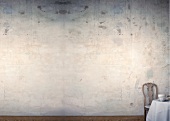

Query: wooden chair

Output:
[142, 83, 158, 121]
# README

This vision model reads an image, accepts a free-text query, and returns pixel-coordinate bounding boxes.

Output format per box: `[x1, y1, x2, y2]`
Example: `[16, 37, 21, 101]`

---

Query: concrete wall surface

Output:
[0, 0, 169, 116]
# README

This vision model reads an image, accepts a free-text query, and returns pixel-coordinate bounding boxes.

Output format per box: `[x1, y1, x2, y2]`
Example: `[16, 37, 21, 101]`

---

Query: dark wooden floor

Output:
[0, 116, 144, 121]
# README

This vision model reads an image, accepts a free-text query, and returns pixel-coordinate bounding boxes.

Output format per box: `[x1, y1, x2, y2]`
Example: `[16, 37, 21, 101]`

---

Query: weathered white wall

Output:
[0, 0, 169, 116]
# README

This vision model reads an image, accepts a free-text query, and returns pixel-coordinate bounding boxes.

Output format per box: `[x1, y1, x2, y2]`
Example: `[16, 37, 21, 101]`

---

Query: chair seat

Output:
[145, 105, 150, 109]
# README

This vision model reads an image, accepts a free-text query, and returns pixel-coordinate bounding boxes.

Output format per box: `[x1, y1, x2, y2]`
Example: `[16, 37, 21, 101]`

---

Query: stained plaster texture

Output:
[0, 0, 169, 116]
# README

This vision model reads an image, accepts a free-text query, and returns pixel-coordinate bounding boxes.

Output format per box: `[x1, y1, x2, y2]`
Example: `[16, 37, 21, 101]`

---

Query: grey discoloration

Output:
[145, 22, 148, 26]
[84, 5, 88, 10]
[127, 17, 131, 22]
[99, 21, 105, 24]
[101, 10, 107, 15]
[3, 22, 10, 35]
[4, 28, 9, 35]
[130, 103, 134, 106]
[19, 10, 25, 15]
[59, 10, 67, 14]
[164, 27, 169, 33]
[117, 28, 121, 34]
[37, 5, 46, 12]
[56, 10, 69, 14]
[3, 22, 10, 28]
[80, 5, 89, 12]
[135, 79, 140, 89]
[113, 5, 123, 14]
[37, 5, 42, 11]
[117, 22, 123, 27]
[54, 1, 71, 5]
[113, 38, 123, 46]
[69, 29, 81, 35]
[3, 5, 12, 14]
[98, 25, 107, 29]
[147, 69, 153, 79]
[162, 41, 166, 47]
[128, 4, 131, 10]
[157, 22, 166, 27]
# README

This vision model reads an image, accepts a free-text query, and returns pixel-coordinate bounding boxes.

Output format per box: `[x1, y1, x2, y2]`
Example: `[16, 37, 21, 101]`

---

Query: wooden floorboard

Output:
[0, 116, 144, 121]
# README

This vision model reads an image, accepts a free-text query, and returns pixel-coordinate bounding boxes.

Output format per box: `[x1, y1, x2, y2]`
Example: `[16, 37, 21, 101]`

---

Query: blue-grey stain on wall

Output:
[3, 4, 12, 14]
[112, 5, 123, 14]
[147, 69, 153, 79]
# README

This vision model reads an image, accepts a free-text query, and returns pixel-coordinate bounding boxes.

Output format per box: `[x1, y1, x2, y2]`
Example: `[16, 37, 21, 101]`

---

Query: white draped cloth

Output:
[146, 100, 170, 121]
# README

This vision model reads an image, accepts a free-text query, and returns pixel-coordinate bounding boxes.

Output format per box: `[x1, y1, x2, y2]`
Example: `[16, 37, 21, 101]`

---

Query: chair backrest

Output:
[142, 83, 158, 106]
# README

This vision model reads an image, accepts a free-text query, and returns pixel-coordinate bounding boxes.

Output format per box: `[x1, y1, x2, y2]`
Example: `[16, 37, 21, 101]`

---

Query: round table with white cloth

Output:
[146, 99, 170, 121]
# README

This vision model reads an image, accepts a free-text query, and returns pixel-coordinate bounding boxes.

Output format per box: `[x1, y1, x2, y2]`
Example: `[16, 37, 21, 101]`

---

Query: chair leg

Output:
[144, 109, 146, 121]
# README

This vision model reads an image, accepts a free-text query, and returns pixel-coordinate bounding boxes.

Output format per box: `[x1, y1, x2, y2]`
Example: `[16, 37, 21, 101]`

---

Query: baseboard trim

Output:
[0, 116, 144, 121]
